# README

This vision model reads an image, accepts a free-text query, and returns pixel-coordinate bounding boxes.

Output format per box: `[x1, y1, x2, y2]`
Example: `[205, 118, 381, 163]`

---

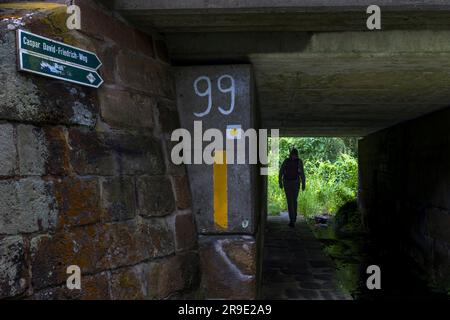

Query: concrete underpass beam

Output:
[174, 65, 258, 235]
[174, 65, 261, 298]
[113, 0, 450, 11]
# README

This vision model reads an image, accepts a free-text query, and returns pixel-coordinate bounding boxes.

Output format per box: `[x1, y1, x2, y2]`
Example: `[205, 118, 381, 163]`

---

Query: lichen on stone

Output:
[70, 101, 96, 127]
[0, 31, 42, 121]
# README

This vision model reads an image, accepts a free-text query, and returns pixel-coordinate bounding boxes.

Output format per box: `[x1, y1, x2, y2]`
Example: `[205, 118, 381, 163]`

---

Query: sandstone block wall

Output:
[359, 107, 450, 294]
[0, 1, 199, 299]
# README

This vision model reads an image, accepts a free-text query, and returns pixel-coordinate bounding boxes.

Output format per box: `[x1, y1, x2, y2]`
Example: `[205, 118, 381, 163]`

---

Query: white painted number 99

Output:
[193, 74, 236, 117]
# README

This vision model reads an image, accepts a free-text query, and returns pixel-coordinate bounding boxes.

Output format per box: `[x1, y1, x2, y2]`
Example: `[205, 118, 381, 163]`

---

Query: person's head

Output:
[289, 148, 299, 159]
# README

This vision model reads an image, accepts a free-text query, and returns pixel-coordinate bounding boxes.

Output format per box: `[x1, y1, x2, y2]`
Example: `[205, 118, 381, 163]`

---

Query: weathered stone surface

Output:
[134, 30, 155, 58]
[33, 271, 111, 300]
[32, 217, 173, 290]
[223, 240, 256, 275]
[172, 175, 192, 210]
[0, 4, 201, 300]
[101, 177, 136, 222]
[96, 42, 119, 85]
[76, 0, 156, 62]
[74, 271, 111, 300]
[116, 51, 154, 93]
[19, 5, 74, 40]
[157, 99, 180, 134]
[110, 264, 147, 300]
[110, 252, 200, 299]
[0, 31, 41, 124]
[41, 81, 98, 126]
[198, 236, 257, 299]
[99, 87, 155, 129]
[17, 125, 70, 177]
[136, 176, 175, 217]
[68, 128, 116, 176]
[77, 0, 136, 48]
[147, 252, 200, 299]
[103, 220, 149, 269]
[2, 7, 98, 124]
[30, 225, 109, 290]
[0, 178, 57, 234]
[0, 29, 97, 126]
[43, 126, 71, 176]
[17, 125, 47, 176]
[116, 50, 174, 97]
[104, 218, 174, 270]
[174, 212, 197, 251]
[0, 124, 16, 176]
[138, 218, 175, 259]
[164, 138, 188, 176]
[105, 133, 166, 176]
[0, 236, 27, 298]
[70, 98, 97, 127]
[54, 177, 102, 228]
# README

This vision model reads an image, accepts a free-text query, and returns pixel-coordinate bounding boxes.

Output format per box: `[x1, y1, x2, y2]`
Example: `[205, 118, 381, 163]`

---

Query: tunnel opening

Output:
[261, 132, 450, 300]
[261, 136, 359, 300]
[267, 137, 359, 219]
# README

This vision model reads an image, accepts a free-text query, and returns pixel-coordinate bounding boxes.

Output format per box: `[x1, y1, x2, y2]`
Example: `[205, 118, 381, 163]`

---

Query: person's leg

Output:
[292, 181, 300, 223]
[284, 180, 295, 225]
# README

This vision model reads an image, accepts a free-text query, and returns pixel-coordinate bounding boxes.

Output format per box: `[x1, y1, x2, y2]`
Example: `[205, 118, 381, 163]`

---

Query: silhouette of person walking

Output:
[279, 148, 306, 227]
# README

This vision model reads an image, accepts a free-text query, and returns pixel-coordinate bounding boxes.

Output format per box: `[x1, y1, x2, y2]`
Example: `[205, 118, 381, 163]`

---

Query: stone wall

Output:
[359, 106, 450, 293]
[0, 1, 199, 299]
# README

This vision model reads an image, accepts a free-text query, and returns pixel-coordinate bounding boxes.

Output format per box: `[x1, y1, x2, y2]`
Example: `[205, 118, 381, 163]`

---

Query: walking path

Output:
[261, 212, 352, 300]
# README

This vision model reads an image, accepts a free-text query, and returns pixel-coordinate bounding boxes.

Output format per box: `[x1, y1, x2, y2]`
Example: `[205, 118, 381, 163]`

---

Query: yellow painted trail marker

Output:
[213, 150, 228, 229]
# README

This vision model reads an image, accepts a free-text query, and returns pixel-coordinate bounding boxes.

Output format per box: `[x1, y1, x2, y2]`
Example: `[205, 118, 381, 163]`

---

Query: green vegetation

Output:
[268, 137, 359, 217]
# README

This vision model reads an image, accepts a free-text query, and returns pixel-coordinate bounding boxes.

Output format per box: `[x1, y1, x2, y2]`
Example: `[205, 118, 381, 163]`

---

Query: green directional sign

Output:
[19, 51, 104, 88]
[17, 29, 102, 70]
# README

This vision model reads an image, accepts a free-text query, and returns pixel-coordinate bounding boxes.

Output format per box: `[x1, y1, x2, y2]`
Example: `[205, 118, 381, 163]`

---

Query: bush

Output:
[267, 174, 286, 215]
[334, 200, 363, 235]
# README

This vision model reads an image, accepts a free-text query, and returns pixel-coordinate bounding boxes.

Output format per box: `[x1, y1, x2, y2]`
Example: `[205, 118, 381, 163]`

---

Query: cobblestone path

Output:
[261, 213, 352, 300]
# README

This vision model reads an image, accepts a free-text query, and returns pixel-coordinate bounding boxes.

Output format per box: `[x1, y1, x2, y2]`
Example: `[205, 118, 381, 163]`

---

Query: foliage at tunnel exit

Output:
[268, 137, 359, 217]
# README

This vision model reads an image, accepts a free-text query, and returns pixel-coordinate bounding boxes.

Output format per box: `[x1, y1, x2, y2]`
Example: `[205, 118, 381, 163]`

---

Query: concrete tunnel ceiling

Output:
[109, 0, 450, 136]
